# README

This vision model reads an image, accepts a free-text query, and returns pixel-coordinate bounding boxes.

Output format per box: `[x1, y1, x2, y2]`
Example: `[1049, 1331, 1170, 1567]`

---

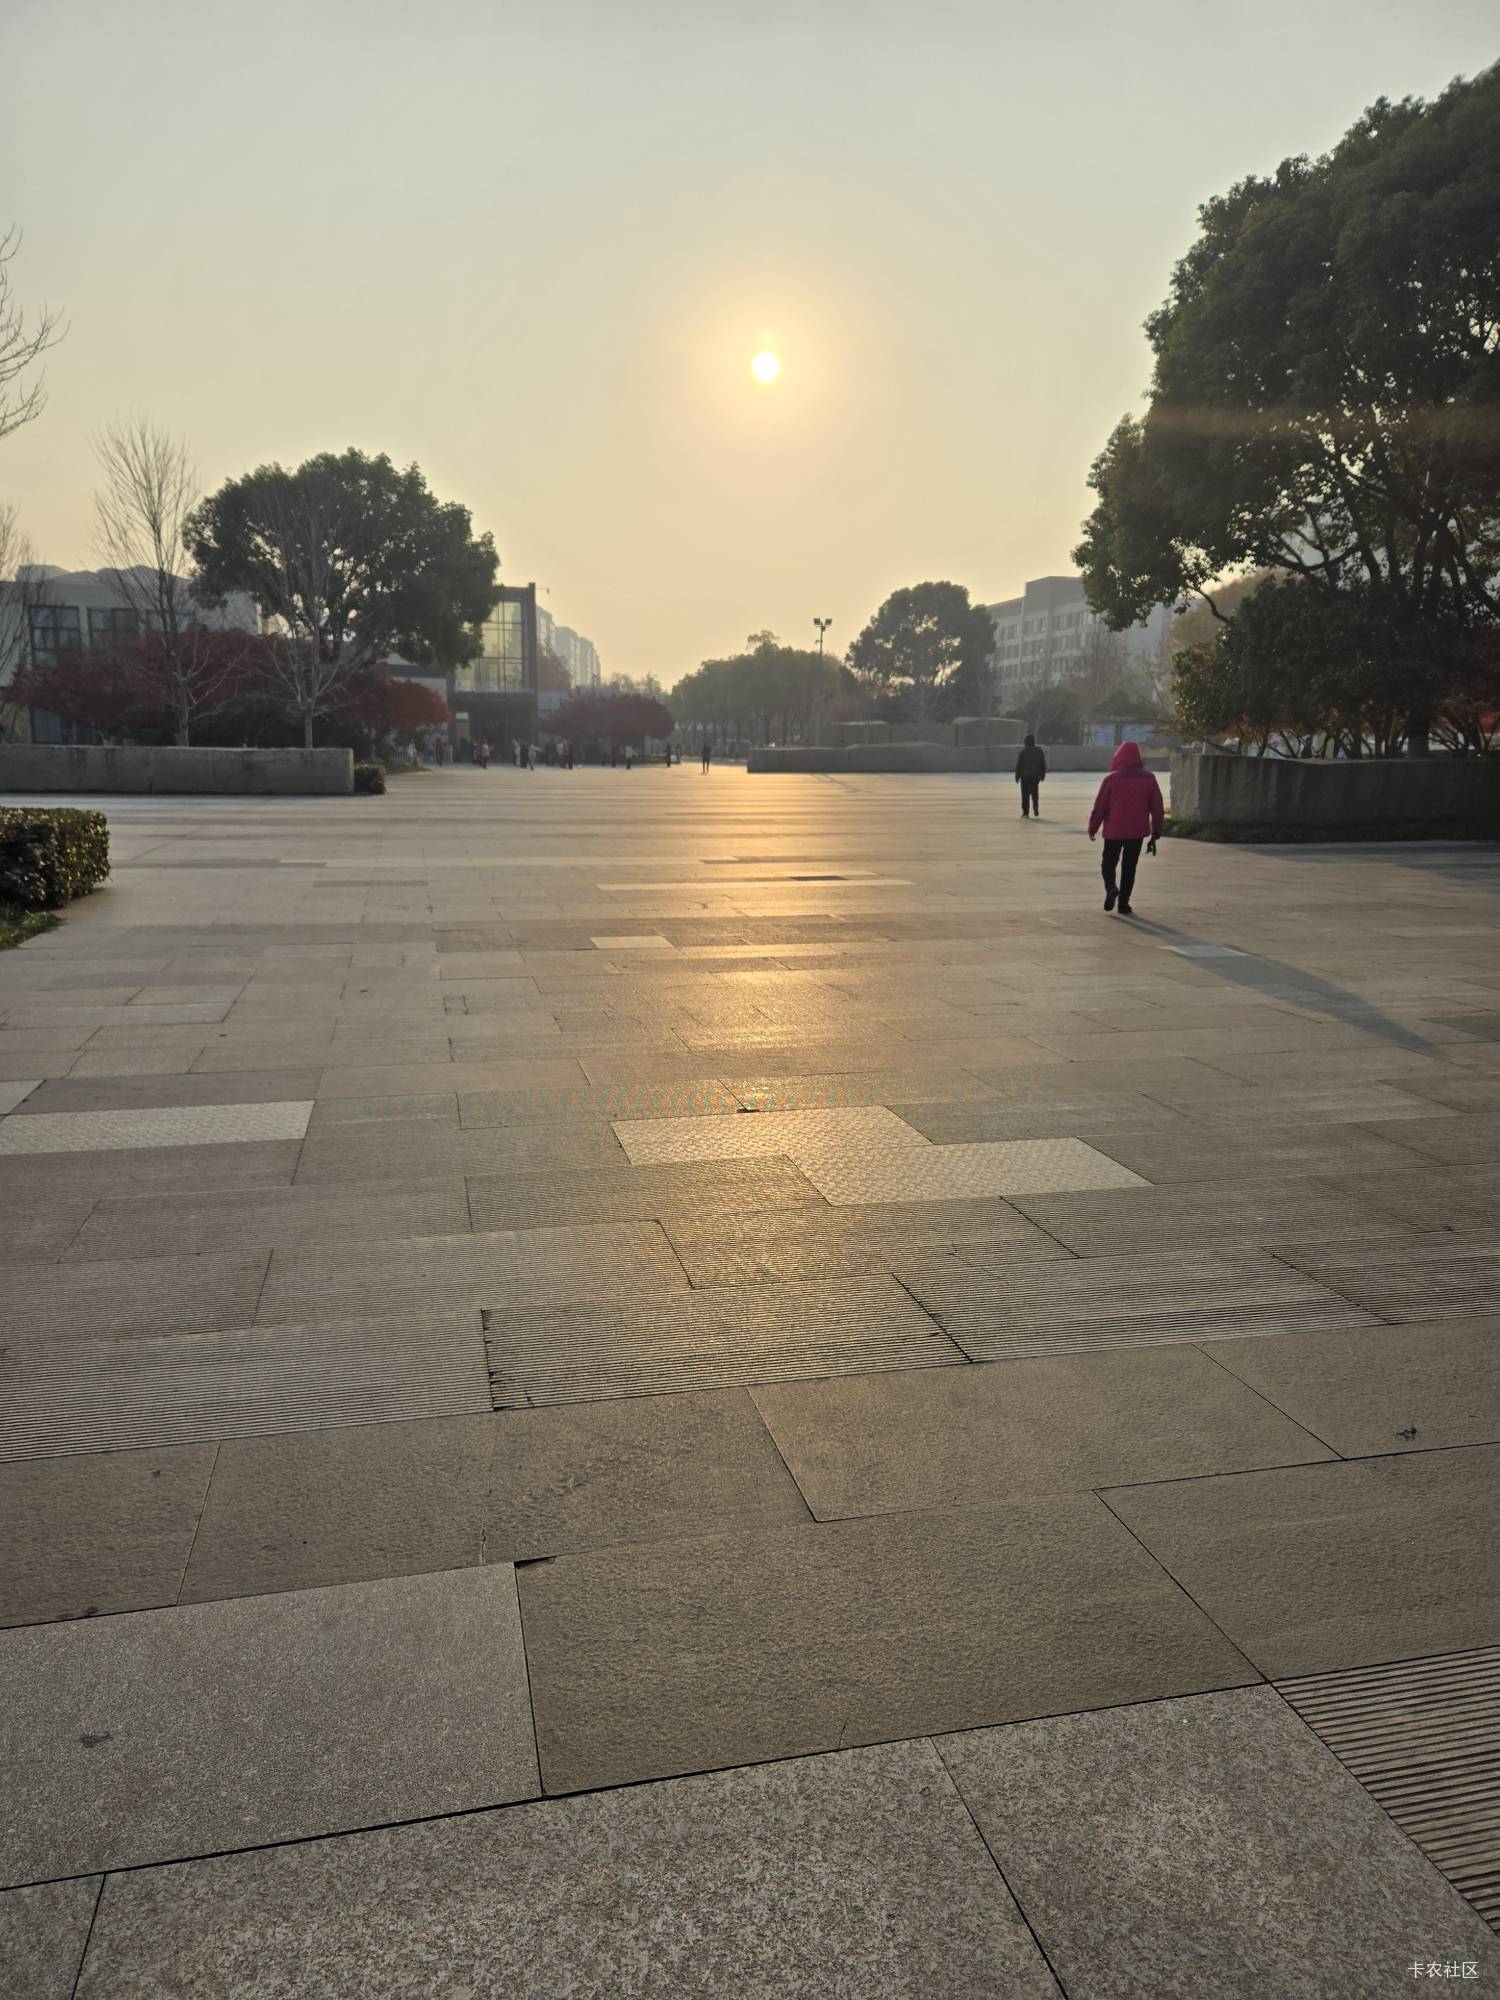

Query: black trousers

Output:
[1102, 837, 1142, 904]
[1020, 780, 1040, 815]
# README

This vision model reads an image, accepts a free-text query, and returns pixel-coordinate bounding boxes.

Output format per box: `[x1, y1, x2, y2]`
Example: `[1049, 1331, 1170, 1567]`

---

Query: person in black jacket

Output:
[1015, 735, 1047, 818]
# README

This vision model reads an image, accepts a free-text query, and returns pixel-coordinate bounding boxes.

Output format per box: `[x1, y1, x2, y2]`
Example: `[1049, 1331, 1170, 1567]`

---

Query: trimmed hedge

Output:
[353, 762, 387, 794]
[0, 807, 111, 910]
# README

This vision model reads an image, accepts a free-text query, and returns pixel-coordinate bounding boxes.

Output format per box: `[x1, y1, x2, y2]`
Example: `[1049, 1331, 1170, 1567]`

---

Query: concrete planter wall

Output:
[746, 742, 1165, 775]
[0, 746, 355, 796]
[1170, 751, 1500, 829]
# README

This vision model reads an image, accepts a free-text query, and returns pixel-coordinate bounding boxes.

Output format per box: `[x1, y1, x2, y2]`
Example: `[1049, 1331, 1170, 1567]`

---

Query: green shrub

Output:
[353, 761, 387, 795]
[0, 808, 111, 910]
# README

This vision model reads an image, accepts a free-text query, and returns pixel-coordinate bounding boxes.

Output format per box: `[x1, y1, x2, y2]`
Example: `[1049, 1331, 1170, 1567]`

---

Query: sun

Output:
[750, 349, 781, 384]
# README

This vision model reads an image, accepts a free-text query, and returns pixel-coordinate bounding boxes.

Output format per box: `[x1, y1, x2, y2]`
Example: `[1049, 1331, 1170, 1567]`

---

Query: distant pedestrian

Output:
[624, 743, 635, 771]
[701, 739, 711, 772]
[478, 740, 490, 770]
[527, 740, 538, 771]
[1014, 734, 1047, 818]
[1088, 742, 1164, 917]
[564, 739, 574, 770]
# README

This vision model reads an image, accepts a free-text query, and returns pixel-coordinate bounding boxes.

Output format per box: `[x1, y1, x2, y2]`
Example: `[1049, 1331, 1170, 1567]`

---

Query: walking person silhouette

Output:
[1088, 742, 1164, 916]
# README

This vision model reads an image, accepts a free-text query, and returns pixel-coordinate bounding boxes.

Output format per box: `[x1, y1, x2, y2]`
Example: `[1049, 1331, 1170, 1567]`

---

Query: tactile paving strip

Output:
[0, 1100, 313, 1154]
[1275, 1237, 1500, 1323]
[484, 1275, 962, 1405]
[1279, 1648, 1500, 1933]
[0, 1310, 491, 1459]
[614, 1104, 1146, 1204]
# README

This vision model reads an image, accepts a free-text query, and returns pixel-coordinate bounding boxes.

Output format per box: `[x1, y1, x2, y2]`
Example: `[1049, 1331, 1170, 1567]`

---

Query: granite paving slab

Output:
[1274, 1233, 1500, 1322]
[807, 1136, 1147, 1204]
[66, 1175, 471, 1261]
[0, 1079, 39, 1113]
[1360, 1111, 1500, 1164]
[752, 1344, 1333, 1519]
[1083, 1124, 1428, 1183]
[180, 1413, 496, 1603]
[0, 1878, 100, 2000]
[900, 1247, 1382, 1362]
[519, 1495, 1256, 1792]
[6, 1201, 95, 1262]
[1206, 1316, 1500, 1456]
[14, 1068, 324, 1114]
[0, 1444, 216, 1627]
[257, 1219, 687, 1325]
[308, 1090, 459, 1126]
[73, 1740, 1059, 2000]
[0, 1566, 538, 1886]
[0, 1138, 301, 1202]
[613, 1101, 928, 1165]
[290, 1118, 624, 1185]
[1278, 1646, 1500, 1934]
[1105, 1447, 1500, 1678]
[0, 1250, 270, 1349]
[485, 1273, 961, 1406]
[666, 1195, 1066, 1285]
[939, 1685, 1493, 1999]
[315, 1058, 588, 1098]
[468, 1154, 824, 1232]
[459, 1078, 741, 1123]
[1012, 1177, 1425, 1256]
[0, 1308, 491, 1460]
[490, 1387, 810, 1559]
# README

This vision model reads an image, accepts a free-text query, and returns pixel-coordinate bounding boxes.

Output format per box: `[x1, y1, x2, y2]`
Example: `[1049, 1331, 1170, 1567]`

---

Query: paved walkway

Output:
[2, 766, 1497, 1996]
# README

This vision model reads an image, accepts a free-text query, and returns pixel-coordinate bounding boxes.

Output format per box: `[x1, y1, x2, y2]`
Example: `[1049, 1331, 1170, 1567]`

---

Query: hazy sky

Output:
[3, 1, 1494, 685]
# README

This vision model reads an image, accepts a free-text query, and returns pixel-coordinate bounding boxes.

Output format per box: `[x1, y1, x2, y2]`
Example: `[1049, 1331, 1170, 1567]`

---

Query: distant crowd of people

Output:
[440, 736, 720, 772]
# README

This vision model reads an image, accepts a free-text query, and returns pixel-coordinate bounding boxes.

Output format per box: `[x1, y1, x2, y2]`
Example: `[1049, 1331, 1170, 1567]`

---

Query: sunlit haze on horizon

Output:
[2, 0, 1494, 683]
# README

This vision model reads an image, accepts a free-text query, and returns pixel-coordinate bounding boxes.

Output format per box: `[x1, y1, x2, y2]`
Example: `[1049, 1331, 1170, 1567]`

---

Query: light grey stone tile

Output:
[1082, 1123, 1430, 1183]
[1360, 1110, 1500, 1163]
[180, 1414, 495, 1603]
[901, 1246, 1382, 1362]
[0, 1079, 40, 1113]
[518, 1496, 1255, 1792]
[0, 1879, 100, 1999]
[1208, 1316, 1500, 1456]
[806, 1135, 1146, 1204]
[468, 1154, 824, 1232]
[666, 1196, 1067, 1285]
[459, 1078, 741, 1123]
[308, 1091, 458, 1127]
[0, 1309, 491, 1459]
[939, 1686, 1491, 1999]
[1277, 1232, 1500, 1321]
[490, 1387, 809, 1559]
[0, 1567, 538, 1885]
[485, 1274, 962, 1406]
[0, 1099, 312, 1154]
[0, 1139, 300, 1204]
[5, 1200, 95, 1261]
[1105, 1447, 1500, 1678]
[14, 1069, 324, 1114]
[74, 1741, 1058, 2000]
[290, 1119, 621, 1186]
[256, 1219, 687, 1326]
[0, 1250, 269, 1349]
[752, 1344, 1333, 1520]
[67, 1175, 470, 1261]
[1011, 1177, 1424, 1255]
[0, 1445, 216, 1626]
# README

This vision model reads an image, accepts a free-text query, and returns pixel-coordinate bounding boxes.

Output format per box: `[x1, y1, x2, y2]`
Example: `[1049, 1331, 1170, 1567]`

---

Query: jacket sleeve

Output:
[1088, 777, 1110, 836]
[1037, 750, 1046, 779]
[1148, 775, 1165, 835]
[1013, 752, 1023, 780]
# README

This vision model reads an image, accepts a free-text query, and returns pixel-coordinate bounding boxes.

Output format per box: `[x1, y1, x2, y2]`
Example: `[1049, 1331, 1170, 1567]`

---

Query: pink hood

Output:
[1089, 742, 1164, 840]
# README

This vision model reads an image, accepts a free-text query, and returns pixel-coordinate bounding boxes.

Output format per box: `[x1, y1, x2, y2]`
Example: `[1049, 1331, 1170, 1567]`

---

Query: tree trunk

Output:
[302, 710, 315, 750]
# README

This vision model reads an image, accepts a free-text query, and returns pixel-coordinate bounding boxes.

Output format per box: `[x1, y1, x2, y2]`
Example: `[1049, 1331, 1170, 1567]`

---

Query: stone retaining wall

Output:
[747, 742, 1166, 775]
[0, 746, 355, 796]
[1170, 751, 1500, 829]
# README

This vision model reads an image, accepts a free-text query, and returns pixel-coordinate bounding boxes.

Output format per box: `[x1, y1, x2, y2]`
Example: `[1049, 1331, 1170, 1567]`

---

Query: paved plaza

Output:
[1, 764, 1498, 1996]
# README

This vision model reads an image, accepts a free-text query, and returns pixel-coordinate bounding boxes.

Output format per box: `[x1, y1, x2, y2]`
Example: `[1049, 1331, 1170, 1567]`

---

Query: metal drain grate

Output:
[1278, 1647, 1500, 1932]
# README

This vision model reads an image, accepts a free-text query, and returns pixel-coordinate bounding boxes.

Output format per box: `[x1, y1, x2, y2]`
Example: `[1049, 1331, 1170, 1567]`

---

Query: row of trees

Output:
[1077, 65, 1500, 755]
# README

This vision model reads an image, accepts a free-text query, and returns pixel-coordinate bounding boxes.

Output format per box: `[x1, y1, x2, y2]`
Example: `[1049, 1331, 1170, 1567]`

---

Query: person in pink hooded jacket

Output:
[1088, 741, 1164, 915]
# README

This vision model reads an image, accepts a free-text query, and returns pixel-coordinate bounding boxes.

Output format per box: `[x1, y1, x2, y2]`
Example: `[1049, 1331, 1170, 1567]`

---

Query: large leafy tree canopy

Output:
[1076, 65, 1500, 634]
[672, 634, 847, 744]
[188, 449, 498, 674]
[846, 581, 996, 722]
[552, 690, 675, 746]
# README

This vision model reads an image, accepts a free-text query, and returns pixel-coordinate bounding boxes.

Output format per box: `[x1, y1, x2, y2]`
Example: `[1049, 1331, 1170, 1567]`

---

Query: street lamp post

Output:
[812, 616, 833, 748]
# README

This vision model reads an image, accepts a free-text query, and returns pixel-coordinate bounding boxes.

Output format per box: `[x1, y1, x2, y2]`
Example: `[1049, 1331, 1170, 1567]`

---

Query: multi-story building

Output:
[0, 564, 257, 742]
[985, 574, 1174, 697]
[447, 581, 538, 751]
[550, 622, 602, 691]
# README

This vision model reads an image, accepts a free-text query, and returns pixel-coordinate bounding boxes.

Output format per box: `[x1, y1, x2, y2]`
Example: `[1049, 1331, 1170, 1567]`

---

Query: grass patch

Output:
[0, 901, 62, 950]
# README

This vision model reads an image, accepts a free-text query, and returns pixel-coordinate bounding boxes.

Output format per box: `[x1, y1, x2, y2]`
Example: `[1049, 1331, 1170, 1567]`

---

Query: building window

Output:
[87, 606, 139, 647]
[27, 605, 82, 666]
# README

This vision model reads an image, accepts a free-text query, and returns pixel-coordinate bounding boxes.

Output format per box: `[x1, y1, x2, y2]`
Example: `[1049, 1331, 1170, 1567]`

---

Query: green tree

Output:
[847, 581, 995, 724]
[188, 449, 498, 746]
[1076, 65, 1500, 744]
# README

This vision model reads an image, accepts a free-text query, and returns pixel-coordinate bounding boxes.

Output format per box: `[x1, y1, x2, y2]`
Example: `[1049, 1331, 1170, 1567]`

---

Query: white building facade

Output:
[985, 574, 1174, 698]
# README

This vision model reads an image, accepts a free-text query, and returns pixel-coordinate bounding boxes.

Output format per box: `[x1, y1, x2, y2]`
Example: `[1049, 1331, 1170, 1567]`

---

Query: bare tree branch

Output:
[0, 229, 65, 443]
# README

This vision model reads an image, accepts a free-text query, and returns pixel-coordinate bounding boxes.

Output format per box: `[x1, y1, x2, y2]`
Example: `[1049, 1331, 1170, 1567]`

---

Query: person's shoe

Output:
[1104, 888, 1117, 912]
[1118, 902, 1134, 916]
